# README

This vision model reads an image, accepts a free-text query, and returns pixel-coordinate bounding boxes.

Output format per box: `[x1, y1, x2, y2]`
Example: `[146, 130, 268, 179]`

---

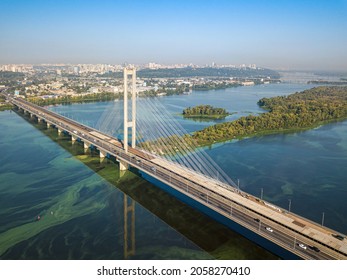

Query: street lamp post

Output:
[322, 212, 325, 227]
[294, 234, 297, 249]
[260, 188, 263, 200]
[288, 199, 292, 213]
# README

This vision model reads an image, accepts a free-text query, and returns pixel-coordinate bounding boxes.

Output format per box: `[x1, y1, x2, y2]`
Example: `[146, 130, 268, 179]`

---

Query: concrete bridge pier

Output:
[83, 141, 91, 153]
[99, 149, 107, 159]
[71, 135, 77, 143]
[119, 160, 129, 171]
[57, 128, 63, 135]
[47, 122, 52, 128]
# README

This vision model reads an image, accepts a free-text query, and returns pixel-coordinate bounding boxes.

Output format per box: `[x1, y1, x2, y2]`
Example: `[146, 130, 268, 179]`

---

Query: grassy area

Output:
[0, 104, 13, 111]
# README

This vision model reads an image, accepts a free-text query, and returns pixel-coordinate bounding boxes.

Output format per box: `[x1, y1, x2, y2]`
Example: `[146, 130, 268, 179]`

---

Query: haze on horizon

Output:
[1, 0, 347, 71]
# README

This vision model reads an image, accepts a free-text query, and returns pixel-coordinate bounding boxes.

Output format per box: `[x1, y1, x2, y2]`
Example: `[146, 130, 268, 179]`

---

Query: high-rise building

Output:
[73, 66, 80, 75]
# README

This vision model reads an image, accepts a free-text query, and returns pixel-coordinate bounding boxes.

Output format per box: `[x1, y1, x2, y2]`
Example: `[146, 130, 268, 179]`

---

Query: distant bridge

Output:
[7, 68, 347, 260]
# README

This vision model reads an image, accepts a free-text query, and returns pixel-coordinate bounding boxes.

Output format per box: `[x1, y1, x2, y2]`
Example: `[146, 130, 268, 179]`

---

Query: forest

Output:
[190, 86, 347, 146]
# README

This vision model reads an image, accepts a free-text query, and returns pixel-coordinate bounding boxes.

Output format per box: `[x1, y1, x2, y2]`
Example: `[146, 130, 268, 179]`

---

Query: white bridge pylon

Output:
[123, 67, 136, 153]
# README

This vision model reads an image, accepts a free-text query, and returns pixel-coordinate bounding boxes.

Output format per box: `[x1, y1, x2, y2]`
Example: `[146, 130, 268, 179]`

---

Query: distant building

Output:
[241, 81, 255, 86]
[73, 66, 80, 75]
[148, 62, 161, 69]
[89, 87, 99, 93]
[14, 90, 20, 95]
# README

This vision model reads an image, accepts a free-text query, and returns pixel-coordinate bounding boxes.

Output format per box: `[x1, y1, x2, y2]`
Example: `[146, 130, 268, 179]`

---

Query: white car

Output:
[265, 227, 273, 232]
[299, 243, 307, 250]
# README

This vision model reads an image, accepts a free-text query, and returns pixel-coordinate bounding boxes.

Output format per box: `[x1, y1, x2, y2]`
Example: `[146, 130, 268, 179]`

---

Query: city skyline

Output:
[1, 0, 347, 71]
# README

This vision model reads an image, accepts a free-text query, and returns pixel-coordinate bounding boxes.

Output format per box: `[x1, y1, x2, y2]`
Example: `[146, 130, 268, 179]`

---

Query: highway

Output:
[9, 96, 347, 260]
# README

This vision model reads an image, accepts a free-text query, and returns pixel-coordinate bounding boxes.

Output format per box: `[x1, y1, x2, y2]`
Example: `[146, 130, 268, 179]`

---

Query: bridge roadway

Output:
[9, 96, 347, 260]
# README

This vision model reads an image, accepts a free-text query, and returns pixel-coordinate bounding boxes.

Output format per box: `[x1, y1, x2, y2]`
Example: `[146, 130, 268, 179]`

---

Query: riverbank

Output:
[189, 86, 347, 146]
[183, 114, 229, 120]
[27, 92, 121, 106]
[0, 104, 13, 111]
[0, 95, 13, 111]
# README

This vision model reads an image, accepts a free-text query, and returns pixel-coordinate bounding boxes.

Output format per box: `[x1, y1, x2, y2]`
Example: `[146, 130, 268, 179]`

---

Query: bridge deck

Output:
[150, 154, 347, 254]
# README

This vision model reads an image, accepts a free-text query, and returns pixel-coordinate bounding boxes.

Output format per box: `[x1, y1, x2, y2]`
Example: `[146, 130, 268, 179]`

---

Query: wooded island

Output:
[191, 86, 347, 146]
[183, 105, 229, 119]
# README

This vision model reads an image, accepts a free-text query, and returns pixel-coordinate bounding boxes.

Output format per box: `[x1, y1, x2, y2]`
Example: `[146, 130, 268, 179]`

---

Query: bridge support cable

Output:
[137, 96, 228, 182]
[137, 98, 207, 174]
[136, 96, 238, 188]
[139, 97, 212, 173]
[137, 98, 203, 172]
[136, 104, 186, 164]
[137, 97, 219, 181]
[136, 105, 200, 176]
[140, 97, 233, 184]
[95, 101, 122, 137]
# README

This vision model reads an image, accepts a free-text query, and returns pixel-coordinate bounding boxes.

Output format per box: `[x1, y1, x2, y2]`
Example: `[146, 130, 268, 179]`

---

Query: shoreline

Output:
[197, 117, 347, 149]
[189, 86, 347, 148]
[182, 113, 230, 120]
[0, 104, 13, 111]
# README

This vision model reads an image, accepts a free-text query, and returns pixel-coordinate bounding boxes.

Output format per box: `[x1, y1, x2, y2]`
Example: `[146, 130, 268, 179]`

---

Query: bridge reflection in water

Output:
[124, 194, 135, 259]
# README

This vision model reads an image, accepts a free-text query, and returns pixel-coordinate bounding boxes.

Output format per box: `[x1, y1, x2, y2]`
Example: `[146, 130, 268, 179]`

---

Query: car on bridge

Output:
[265, 227, 273, 232]
[308, 245, 320, 252]
[332, 234, 344, 241]
[298, 243, 307, 250]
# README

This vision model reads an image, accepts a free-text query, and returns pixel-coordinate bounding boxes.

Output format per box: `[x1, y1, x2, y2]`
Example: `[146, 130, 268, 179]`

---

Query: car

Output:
[136, 160, 141, 164]
[265, 227, 273, 232]
[308, 246, 320, 252]
[150, 166, 156, 172]
[254, 218, 260, 222]
[332, 234, 344, 241]
[298, 243, 307, 250]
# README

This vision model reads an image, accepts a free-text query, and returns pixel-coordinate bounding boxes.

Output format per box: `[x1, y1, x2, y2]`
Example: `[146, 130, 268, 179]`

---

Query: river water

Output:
[1, 82, 346, 259]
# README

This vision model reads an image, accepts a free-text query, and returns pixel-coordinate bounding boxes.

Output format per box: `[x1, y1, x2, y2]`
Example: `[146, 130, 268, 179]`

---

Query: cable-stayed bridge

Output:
[7, 68, 347, 260]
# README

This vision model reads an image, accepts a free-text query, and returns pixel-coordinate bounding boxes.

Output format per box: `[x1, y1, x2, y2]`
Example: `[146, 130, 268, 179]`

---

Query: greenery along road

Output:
[191, 86, 347, 146]
[27, 92, 121, 106]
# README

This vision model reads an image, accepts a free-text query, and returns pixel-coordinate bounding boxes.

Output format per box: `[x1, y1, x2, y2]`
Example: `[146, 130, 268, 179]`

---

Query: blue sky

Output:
[1, 0, 347, 70]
